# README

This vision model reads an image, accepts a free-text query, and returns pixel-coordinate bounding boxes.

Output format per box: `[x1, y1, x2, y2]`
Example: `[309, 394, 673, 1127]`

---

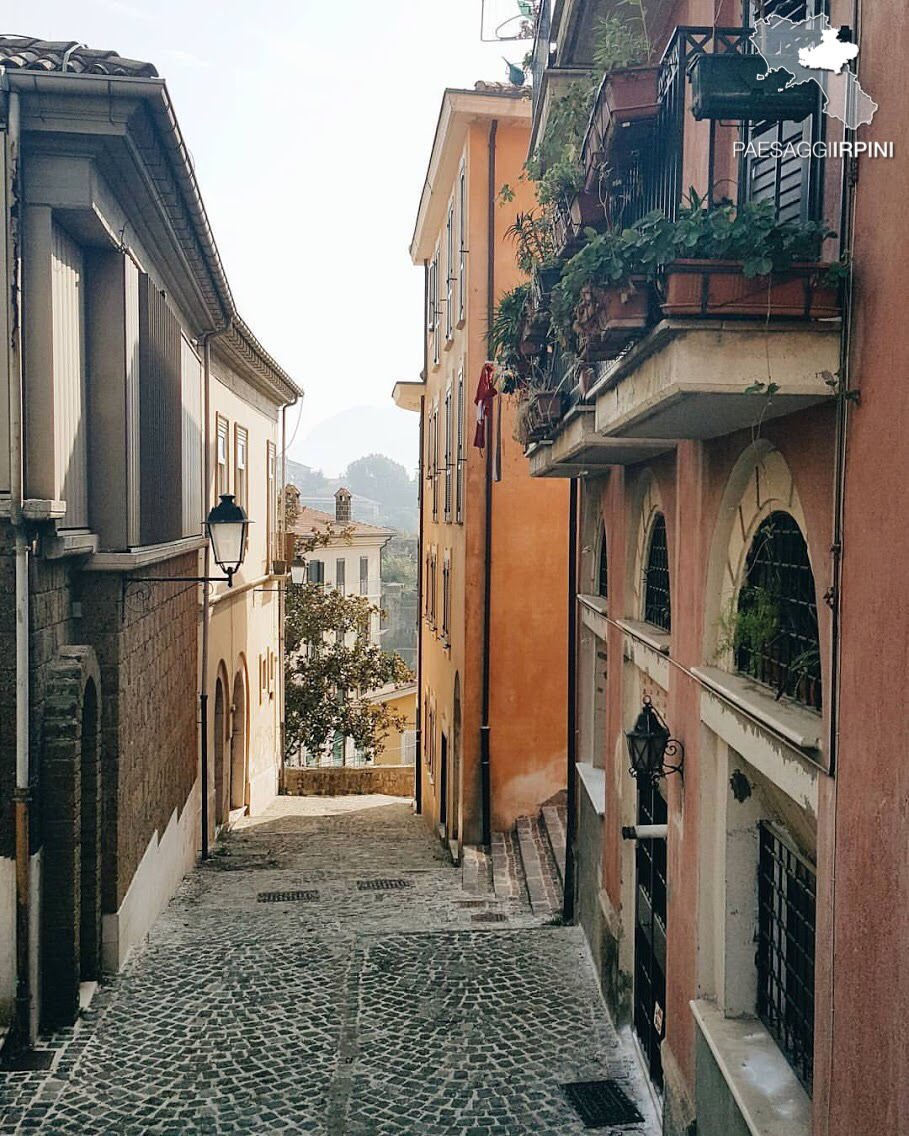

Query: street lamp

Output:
[625, 696, 684, 783]
[206, 495, 250, 586]
[290, 559, 306, 586]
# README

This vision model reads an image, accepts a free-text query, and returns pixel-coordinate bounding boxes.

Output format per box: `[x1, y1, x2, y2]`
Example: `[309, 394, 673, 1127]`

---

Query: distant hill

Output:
[286, 454, 418, 535]
[290, 405, 419, 480]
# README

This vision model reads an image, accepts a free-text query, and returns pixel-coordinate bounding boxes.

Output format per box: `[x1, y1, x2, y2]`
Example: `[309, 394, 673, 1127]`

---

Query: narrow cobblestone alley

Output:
[0, 798, 658, 1136]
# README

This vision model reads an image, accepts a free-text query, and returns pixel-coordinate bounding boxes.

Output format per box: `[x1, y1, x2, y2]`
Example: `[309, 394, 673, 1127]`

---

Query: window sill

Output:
[82, 535, 208, 571]
[578, 594, 609, 639]
[576, 762, 606, 818]
[691, 666, 823, 754]
[0, 497, 66, 521]
[691, 1000, 810, 1136]
[615, 618, 670, 656]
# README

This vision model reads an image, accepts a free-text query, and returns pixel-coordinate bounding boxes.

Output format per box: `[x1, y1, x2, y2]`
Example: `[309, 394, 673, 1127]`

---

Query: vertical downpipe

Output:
[563, 477, 579, 921]
[5, 84, 33, 1051]
[480, 119, 498, 848]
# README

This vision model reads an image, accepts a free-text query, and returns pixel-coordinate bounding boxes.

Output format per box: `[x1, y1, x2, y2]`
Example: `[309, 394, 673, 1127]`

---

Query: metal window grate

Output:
[356, 878, 414, 891]
[643, 513, 671, 632]
[598, 528, 609, 599]
[735, 511, 821, 710]
[562, 1080, 643, 1128]
[257, 890, 320, 903]
[757, 822, 816, 1094]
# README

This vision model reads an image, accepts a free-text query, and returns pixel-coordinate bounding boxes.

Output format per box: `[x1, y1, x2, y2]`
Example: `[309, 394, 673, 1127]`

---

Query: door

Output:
[633, 780, 668, 1089]
[439, 732, 448, 838]
[451, 676, 461, 842]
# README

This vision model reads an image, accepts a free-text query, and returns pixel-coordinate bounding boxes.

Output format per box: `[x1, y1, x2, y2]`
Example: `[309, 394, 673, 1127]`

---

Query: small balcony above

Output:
[528, 403, 672, 477]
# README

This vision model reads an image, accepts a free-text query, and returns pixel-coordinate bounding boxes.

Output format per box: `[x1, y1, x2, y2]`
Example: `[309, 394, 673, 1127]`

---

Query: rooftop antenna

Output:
[480, 0, 536, 42]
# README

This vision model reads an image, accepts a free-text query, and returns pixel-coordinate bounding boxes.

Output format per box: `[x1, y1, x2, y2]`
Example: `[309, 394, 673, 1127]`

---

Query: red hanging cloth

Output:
[473, 362, 497, 449]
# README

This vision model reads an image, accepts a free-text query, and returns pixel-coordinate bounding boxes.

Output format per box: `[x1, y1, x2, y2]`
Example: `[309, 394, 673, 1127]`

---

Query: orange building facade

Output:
[395, 88, 570, 853]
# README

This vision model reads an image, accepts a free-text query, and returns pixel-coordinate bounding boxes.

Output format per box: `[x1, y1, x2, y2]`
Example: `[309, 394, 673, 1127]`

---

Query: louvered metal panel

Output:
[181, 335, 203, 538]
[125, 259, 140, 546]
[51, 224, 88, 528]
[138, 273, 182, 545]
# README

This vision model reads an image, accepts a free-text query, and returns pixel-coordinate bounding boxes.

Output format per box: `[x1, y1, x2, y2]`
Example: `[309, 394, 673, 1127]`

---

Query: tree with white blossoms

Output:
[283, 489, 413, 763]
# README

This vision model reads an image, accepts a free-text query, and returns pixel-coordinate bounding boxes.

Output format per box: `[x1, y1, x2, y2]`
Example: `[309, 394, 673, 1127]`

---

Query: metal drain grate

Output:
[356, 879, 414, 891]
[471, 912, 507, 923]
[257, 890, 320, 904]
[562, 1081, 643, 1129]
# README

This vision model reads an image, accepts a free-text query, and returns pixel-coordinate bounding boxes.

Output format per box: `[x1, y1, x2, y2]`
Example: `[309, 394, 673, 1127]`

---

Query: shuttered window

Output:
[458, 162, 467, 324]
[139, 273, 182, 545]
[234, 425, 248, 511]
[181, 337, 203, 537]
[455, 368, 465, 523]
[51, 224, 88, 529]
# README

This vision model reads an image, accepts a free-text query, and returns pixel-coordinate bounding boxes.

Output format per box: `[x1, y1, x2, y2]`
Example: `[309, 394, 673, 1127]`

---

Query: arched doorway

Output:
[40, 646, 103, 1030]
[229, 667, 247, 812]
[451, 674, 461, 842]
[213, 670, 229, 828]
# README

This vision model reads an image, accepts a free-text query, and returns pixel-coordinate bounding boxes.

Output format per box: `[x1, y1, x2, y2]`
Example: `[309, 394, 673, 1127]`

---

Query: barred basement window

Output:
[735, 511, 821, 710]
[598, 527, 609, 599]
[757, 822, 816, 1093]
[643, 514, 671, 632]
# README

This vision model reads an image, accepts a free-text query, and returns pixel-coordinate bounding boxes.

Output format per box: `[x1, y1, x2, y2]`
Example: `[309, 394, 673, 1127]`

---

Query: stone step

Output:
[540, 805, 567, 888]
[515, 816, 561, 917]
[461, 845, 493, 896]
[490, 829, 528, 905]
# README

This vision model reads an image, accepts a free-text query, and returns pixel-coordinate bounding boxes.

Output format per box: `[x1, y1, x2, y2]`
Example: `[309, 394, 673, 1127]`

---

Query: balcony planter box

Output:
[532, 264, 562, 306]
[583, 66, 659, 181]
[519, 391, 567, 446]
[688, 52, 817, 123]
[573, 280, 651, 360]
[660, 260, 840, 320]
[569, 190, 605, 232]
[518, 306, 551, 356]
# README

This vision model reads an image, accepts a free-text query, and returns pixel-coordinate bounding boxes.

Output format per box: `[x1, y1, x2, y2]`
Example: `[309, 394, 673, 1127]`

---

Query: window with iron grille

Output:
[445, 202, 454, 341]
[643, 514, 671, 632]
[441, 554, 451, 645]
[444, 385, 453, 521]
[757, 822, 816, 1093]
[598, 527, 609, 599]
[455, 368, 465, 522]
[735, 511, 821, 710]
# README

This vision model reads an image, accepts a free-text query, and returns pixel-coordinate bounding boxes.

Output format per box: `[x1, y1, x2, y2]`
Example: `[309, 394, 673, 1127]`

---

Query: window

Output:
[429, 550, 437, 630]
[51, 223, 88, 530]
[360, 556, 369, 596]
[307, 559, 325, 584]
[445, 201, 454, 341]
[266, 441, 277, 571]
[336, 558, 346, 595]
[598, 526, 609, 599]
[424, 552, 432, 619]
[443, 385, 453, 521]
[643, 513, 671, 631]
[735, 511, 821, 710]
[234, 425, 248, 510]
[431, 246, 441, 365]
[441, 553, 451, 645]
[431, 403, 440, 521]
[455, 368, 465, 523]
[458, 162, 467, 324]
[216, 416, 229, 499]
[757, 822, 816, 1093]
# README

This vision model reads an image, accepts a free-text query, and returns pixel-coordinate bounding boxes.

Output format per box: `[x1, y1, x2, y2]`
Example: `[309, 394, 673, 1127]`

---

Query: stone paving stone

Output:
[0, 795, 657, 1135]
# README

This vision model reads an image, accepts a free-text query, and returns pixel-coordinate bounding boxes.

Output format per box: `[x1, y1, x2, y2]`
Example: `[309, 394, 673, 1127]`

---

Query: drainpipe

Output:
[562, 477, 579, 921]
[480, 119, 498, 848]
[199, 321, 230, 859]
[4, 81, 32, 1052]
[414, 367, 426, 815]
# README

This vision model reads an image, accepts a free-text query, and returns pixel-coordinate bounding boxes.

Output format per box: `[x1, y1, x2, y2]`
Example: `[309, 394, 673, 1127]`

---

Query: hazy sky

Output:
[4, 1, 526, 473]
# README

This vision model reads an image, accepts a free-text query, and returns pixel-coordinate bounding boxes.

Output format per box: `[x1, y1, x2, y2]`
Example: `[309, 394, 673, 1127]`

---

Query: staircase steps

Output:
[461, 845, 493, 896]
[515, 816, 561, 916]
[540, 805, 567, 888]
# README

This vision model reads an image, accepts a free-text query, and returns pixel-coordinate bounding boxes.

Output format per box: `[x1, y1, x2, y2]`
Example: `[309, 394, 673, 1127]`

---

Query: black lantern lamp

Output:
[289, 559, 306, 586]
[206, 494, 250, 586]
[625, 696, 684, 783]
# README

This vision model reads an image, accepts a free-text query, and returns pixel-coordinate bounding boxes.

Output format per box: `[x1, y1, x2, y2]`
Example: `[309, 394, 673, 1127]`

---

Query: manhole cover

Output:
[257, 890, 320, 903]
[471, 912, 507, 923]
[562, 1080, 643, 1128]
[356, 879, 414, 891]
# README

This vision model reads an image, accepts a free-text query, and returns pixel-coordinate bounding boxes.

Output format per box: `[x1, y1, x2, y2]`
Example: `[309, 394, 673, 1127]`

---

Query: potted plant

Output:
[489, 283, 533, 362]
[688, 51, 818, 123]
[658, 195, 842, 319]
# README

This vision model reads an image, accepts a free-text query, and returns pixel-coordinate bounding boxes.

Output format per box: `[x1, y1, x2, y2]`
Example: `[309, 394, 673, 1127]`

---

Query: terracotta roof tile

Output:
[0, 36, 158, 78]
[293, 506, 394, 540]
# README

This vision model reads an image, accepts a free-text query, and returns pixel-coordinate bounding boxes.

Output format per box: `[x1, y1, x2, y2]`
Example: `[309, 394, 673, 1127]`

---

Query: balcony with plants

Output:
[498, 11, 846, 475]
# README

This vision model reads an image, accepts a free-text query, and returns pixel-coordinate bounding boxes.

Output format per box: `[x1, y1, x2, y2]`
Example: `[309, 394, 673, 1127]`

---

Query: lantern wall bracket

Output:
[625, 695, 685, 784]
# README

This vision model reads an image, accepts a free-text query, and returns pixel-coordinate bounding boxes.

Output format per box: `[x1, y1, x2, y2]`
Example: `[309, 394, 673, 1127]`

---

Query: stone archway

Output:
[229, 667, 248, 813]
[40, 645, 102, 1030]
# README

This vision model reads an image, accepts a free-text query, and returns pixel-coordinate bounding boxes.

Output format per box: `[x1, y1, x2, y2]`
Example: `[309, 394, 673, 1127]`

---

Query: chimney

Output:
[335, 487, 352, 524]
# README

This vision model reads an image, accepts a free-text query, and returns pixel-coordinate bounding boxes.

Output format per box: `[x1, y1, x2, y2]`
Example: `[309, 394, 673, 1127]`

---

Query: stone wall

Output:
[283, 765, 414, 798]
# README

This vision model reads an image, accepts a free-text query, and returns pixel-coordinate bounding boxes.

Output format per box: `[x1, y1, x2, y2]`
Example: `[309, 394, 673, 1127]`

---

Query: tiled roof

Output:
[0, 36, 158, 78]
[294, 506, 394, 540]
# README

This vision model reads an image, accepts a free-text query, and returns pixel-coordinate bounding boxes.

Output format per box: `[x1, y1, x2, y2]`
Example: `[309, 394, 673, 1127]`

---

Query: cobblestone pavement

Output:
[0, 796, 658, 1135]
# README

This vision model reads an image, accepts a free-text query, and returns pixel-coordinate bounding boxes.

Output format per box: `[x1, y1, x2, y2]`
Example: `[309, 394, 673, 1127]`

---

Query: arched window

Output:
[736, 511, 821, 710]
[598, 527, 609, 599]
[643, 513, 671, 632]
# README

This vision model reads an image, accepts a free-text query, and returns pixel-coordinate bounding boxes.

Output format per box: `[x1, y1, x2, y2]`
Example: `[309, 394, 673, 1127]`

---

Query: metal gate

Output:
[633, 781, 668, 1090]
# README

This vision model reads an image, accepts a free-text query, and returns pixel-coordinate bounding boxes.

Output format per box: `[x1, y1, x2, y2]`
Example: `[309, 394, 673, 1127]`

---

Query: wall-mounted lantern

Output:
[625, 696, 684, 783]
[289, 560, 306, 586]
[206, 495, 250, 586]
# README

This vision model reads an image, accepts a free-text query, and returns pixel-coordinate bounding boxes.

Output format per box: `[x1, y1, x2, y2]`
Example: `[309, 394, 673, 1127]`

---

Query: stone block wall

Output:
[282, 765, 415, 798]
